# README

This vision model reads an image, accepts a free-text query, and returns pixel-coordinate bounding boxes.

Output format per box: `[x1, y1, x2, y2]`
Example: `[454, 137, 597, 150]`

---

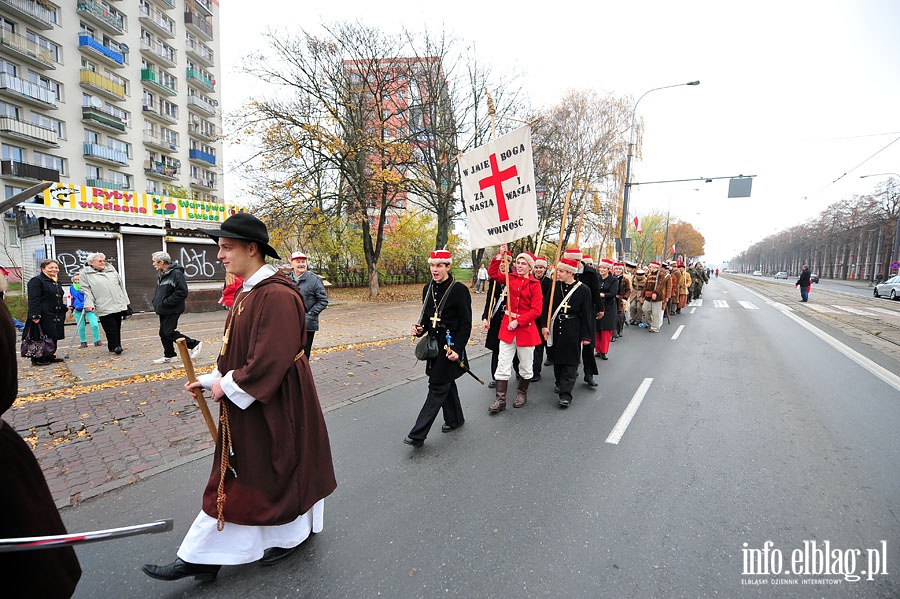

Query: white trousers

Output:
[177, 499, 325, 565]
[494, 339, 534, 381]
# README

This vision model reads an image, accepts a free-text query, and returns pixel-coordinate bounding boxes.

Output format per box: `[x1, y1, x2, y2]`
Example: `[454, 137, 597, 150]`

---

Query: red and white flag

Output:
[458, 126, 538, 249]
[633, 216, 642, 234]
[670, 243, 676, 256]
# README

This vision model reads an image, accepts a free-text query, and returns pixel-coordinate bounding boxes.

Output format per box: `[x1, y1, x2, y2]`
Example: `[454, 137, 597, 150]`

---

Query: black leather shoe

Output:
[599, 353, 608, 360]
[142, 558, 220, 582]
[441, 422, 463, 433]
[403, 436, 424, 448]
[488, 380, 496, 388]
[558, 398, 570, 408]
[544, 359, 553, 366]
[48, 356, 65, 363]
[114, 346, 123, 354]
[594, 351, 603, 357]
[260, 545, 300, 566]
[530, 374, 541, 382]
[584, 376, 598, 388]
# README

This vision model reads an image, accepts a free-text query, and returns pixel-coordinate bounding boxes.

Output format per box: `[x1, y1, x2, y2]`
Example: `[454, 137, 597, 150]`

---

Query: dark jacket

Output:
[153, 262, 189, 315]
[418, 276, 472, 384]
[26, 272, 66, 340]
[597, 273, 620, 331]
[290, 270, 328, 332]
[797, 269, 811, 288]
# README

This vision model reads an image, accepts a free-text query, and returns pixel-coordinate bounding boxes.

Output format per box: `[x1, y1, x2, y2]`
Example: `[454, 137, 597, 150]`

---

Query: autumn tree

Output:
[529, 90, 632, 259]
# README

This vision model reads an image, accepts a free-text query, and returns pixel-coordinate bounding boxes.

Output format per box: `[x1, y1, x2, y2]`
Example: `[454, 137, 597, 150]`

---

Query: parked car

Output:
[810, 273, 820, 283]
[774, 271, 789, 279]
[874, 275, 900, 300]
[752, 270, 762, 276]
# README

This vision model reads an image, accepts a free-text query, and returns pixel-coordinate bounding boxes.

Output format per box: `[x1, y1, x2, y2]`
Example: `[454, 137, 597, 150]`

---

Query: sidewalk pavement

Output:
[8, 297, 492, 509]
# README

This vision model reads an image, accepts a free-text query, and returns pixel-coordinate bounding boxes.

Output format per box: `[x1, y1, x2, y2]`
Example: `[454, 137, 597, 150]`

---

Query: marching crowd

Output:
[3, 211, 713, 593]
[404, 245, 710, 446]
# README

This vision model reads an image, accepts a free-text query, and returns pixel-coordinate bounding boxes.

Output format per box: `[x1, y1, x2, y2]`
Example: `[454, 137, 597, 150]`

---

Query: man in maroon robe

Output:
[143, 213, 336, 582]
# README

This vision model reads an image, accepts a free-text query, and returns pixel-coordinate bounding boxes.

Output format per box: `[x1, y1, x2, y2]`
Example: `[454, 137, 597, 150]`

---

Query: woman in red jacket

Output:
[487, 243, 543, 412]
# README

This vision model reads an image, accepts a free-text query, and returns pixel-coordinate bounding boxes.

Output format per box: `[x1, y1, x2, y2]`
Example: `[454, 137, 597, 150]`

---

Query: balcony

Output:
[143, 131, 177, 153]
[185, 36, 214, 67]
[81, 105, 127, 133]
[0, 0, 56, 30]
[139, 4, 176, 39]
[144, 160, 178, 179]
[150, 0, 175, 8]
[141, 68, 176, 96]
[189, 148, 215, 166]
[184, 11, 213, 41]
[80, 69, 126, 101]
[142, 100, 177, 125]
[1, 159, 59, 182]
[0, 72, 57, 108]
[0, 115, 58, 146]
[193, 0, 213, 15]
[189, 176, 216, 190]
[78, 34, 125, 67]
[0, 27, 56, 69]
[140, 40, 177, 68]
[83, 142, 129, 166]
[185, 68, 214, 92]
[187, 94, 215, 116]
[86, 178, 130, 191]
[188, 122, 216, 141]
[76, 0, 126, 36]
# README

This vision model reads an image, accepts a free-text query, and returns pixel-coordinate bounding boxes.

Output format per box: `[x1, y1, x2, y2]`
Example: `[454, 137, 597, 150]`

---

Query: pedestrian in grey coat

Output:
[289, 251, 328, 356]
[80, 252, 130, 354]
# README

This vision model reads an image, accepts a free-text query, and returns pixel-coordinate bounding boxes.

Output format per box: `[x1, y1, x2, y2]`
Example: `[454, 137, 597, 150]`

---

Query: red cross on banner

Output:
[479, 153, 517, 222]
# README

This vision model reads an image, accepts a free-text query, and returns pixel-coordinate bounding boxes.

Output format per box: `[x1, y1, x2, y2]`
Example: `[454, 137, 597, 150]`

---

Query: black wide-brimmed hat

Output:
[203, 213, 281, 259]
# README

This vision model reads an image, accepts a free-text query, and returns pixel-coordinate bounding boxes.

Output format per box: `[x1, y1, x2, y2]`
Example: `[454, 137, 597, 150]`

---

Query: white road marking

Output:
[713, 300, 729, 308]
[606, 378, 654, 445]
[867, 306, 900, 317]
[738, 301, 758, 310]
[671, 324, 685, 340]
[730, 283, 900, 394]
[690, 307, 697, 314]
[833, 305, 876, 316]
[805, 304, 841, 314]
[689, 299, 703, 306]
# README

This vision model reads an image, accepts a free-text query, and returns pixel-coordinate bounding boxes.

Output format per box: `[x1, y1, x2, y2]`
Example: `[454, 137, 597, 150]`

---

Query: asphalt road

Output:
[61, 277, 900, 598]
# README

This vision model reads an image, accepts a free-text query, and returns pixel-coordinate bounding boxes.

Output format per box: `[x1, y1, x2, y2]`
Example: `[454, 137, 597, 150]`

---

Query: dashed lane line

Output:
[605, 378, 654, 445]
[671, 324, 685, 340]
[738, 301, 759, 310]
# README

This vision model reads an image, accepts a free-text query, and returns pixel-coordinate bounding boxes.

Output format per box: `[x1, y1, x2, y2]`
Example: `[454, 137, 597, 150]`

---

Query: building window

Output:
[1, 143, 24, 162]
[31, 113, 64, 139]
[108, 170, 130, 189]
[84, 129, 100, 144]
[86, 164, 101, 179]
[6, 223, 19, 247]
[28, 72, 63, 103]
[107, 138, 129, 156]
[33, 151, 66, 176]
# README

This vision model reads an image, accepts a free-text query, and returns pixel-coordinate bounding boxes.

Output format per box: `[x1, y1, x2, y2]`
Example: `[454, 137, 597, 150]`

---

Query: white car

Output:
[774, 271, 789, 279]
[752, 270, 762, 276]
[874, 275, 900, 300]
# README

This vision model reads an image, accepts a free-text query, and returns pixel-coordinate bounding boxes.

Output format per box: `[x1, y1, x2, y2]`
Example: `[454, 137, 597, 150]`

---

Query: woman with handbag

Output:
[25, 258, 67, 366]
[79, 252, 131, 354]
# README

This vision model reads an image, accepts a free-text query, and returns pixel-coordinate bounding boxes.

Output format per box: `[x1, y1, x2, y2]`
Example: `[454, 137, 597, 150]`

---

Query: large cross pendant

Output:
[560, 300, 571, 314]
[429, 313, 441, 328]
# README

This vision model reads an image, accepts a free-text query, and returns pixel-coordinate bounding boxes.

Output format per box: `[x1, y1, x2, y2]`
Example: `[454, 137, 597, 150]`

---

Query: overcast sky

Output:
[220, 0, 900, 264]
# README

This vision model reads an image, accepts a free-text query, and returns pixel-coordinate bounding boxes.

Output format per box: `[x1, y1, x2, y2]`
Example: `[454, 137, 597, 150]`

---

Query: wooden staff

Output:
[177, 337, 218, 443]
[545, 187, 575, 332]
[573, 204, 586, 248]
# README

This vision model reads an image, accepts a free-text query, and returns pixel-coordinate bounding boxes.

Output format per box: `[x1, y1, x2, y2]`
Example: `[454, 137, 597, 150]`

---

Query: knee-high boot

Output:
[513, 379, 529, 408]
[489, 380, 508, 413]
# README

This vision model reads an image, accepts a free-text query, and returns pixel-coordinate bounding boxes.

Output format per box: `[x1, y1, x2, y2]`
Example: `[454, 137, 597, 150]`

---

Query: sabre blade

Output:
[0, 519, 174, 552]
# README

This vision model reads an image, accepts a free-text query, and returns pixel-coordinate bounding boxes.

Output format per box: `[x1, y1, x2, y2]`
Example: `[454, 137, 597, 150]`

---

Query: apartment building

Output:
[0, 0, 229, 311]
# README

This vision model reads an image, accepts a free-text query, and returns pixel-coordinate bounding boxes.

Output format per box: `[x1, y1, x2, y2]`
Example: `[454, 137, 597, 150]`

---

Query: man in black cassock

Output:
[542, 258, 593, 408]
[405, 250, 472, 447]
[563, 249, 601, 387]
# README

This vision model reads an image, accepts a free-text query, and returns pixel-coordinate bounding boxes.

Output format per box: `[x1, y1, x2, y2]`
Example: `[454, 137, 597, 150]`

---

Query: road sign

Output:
[891, 260, 900, 270]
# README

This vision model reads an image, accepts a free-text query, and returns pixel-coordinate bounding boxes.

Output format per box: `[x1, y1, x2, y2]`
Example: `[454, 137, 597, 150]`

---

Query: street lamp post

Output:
[619, 80, 700, 260]
[860, 173, 900, 276]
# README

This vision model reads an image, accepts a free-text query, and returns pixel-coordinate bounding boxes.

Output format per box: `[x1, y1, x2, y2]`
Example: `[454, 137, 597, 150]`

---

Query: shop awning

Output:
[24, 205, 162, 227]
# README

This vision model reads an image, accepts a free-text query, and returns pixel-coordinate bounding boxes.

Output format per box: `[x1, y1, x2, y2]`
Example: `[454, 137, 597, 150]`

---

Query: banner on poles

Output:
[458, 127, 538, 249]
